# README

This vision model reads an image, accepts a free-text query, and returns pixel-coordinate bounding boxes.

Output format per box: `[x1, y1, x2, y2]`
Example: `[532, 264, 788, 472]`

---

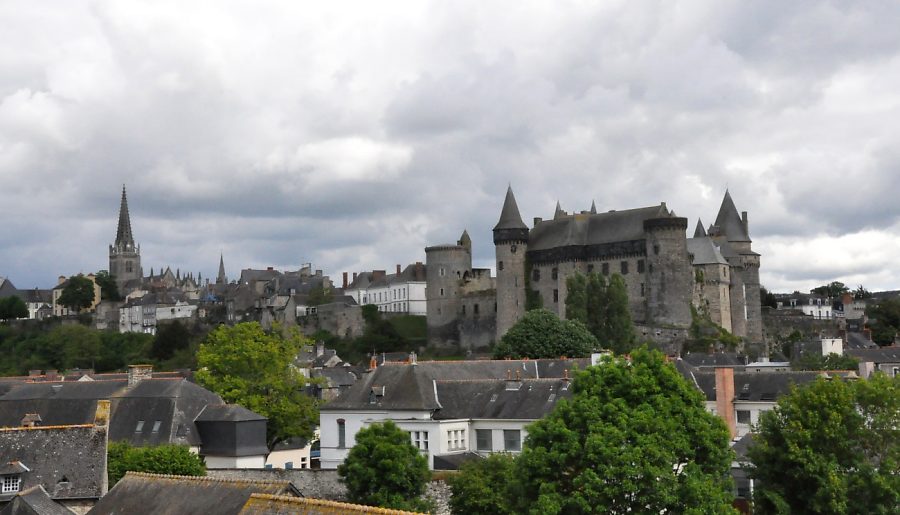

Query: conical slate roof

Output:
[694, 219, 707, 238]
[590, 200, 597, 214]
[714, 191, 750, 242]
[458, 229, 472, 248]
[115, 185, 135, 246]
[554, 201, 565, 220]
[493, 186, 528, 231]
[217, 253, 227, 284]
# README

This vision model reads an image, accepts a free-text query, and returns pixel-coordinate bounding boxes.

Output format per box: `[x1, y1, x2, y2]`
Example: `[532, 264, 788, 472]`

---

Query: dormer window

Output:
[152, 421, 162, 433]
[2, 475, 21, 493]
[135, 420, 145, 433]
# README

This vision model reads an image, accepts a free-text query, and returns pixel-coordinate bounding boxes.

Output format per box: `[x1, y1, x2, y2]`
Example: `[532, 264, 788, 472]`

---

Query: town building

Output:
[342, 263, 427, 315]
[51, 273, 102, 317]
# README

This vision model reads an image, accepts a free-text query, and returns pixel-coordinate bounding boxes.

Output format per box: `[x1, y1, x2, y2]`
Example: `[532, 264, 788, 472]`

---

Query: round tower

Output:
[425, 237, 472, 346]
[643, 212, 692, 327]
[493, 186, 530, 340]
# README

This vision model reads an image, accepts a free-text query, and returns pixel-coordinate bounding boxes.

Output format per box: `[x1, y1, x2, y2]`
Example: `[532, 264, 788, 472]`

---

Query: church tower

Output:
[494, 186, 530, 340]
[109, 186, 142, 293]
[217, 253, 227, 285]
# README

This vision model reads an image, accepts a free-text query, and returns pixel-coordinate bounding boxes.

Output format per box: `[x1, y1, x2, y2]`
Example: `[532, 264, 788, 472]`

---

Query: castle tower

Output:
[217, 253, 227, 285]
[108, 186, 142, 294]
[425, 230, 473, 346]
[710, 191, 762, 344]
[494, 186, 530, 340]
[643, 206, 692, 327]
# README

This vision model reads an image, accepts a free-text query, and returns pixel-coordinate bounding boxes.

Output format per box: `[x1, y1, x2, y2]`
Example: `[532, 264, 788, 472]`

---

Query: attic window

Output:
[152, 421, 162, 433]
[135, 420, 145, 433]
[489, 393, 499, 402]
[738, 384, 751, 401]
[547, 393, 557, 403]
[2, 475, 20, 493]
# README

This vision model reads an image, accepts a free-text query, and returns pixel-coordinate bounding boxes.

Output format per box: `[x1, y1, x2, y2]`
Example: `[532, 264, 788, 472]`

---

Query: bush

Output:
[493, 309, 597, 359]
[108, 442, 206, 485]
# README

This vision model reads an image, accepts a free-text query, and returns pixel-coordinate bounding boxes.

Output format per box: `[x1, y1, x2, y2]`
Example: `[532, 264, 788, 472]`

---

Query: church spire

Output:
[115, 185, 135, 248]
[217, 253, 227, 284]
[590, 200, 597, 214]
[554, 201, 565, 220]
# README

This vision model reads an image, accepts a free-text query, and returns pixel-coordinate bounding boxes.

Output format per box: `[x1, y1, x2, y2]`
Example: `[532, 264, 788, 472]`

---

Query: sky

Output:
[2, 1, 899, 293]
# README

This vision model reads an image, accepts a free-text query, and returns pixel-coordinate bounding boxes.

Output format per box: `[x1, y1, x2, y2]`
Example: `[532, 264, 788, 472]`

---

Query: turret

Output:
[494, 186, 529, 340]
[643, 205, 692, 327]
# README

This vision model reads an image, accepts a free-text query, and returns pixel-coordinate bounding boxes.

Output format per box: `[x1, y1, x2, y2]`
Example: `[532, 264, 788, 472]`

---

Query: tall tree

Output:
[195, 322, 317, 447]
[449, 452, 519, 515]
[811, 281, 849, 298]
[492, 308, 598, 359]
[107, 441, 206, 486]
[854, 284, 872, 299]
[0, 296, 28, 321]
[605, 274, 635, 354]
[867, 298, 900, 346]
[585, 272, 608, 343]
[94, 270, 121, 301]
[564, 272, 588, 324]
[151, 320, 192, 360]
[58, 275, 96, 313]
[337, 420, 431, 512]
[514, 348, 736, 514]
[748, 374, 900, 514]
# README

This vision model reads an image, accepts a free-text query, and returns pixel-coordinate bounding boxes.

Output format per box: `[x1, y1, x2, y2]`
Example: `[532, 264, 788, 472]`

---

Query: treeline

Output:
[0, 320, 205, 375]
[314, 305, 427, 364]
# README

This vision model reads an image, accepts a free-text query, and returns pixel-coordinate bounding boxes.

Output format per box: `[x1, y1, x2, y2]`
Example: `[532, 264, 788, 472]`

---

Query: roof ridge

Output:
[436, 378, 567, 383]
[245, 493, 424, 514]
[0, 424, 95, 432]
[124, 471, 292, 487]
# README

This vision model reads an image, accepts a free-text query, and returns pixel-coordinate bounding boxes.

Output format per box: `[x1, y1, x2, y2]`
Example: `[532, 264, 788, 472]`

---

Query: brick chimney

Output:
[372, 270, 386, 282]
[127, 364, 153, 387]
[342, 272, 348, 288]
[94, 400, 110, 496]
[353, 272, 358, 283]
[396, 264, 402, 275]
[715, 367, 736, 439]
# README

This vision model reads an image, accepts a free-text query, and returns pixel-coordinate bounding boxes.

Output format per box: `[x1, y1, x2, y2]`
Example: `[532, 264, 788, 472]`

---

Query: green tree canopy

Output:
[0, 296, 28, 321]
[867, 298, 900, 346]
[748, 374, 900, 514]
[337, 420, 431, 512]
[811, 281, 849, 298]
[94, 270, 121, 301]
[604, 274, 636, 354]
[449, 452, 519, 515]
[515, 348, 735, 514]
[854, 284, 872, 299]
[151, 320, 192, 361]
[566, 272, 636, 354]
[493, 308, 598, 359]
[58, 275, 96, 313]
[792, 352, 859, 371]
[195, 322, 317, 448]
[564, 272, 588, 324]
[107, 441, 205, 486]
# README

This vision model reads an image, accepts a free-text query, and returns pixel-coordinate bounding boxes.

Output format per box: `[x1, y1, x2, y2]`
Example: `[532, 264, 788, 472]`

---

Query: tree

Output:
[564, 273, 588, 324]
[867, 298, 900, 346]
[492, 308, 598, 359]
[94, 270, 121, 301]
[108, 441, 205, 486]
[604, 274, 636, 354]
[0, 296, 28, 321]
[449, 452, 519, 515]
[58, 324, 102, 369]
[792, 352, 859, 371]
[854, 284, 872, 299]
[760, 287, 777, 309]
[748, 374, 900, 514]
[307, 285, 333, 306]
[585, 272, 608, 343]
[811, 281, 849, 299]
[151, 320, 192, 361]
[196, 322, 317, 447]
[337, 420, 431, 512]
[57, 275, 96, 313]
[514, 348, 736, 514]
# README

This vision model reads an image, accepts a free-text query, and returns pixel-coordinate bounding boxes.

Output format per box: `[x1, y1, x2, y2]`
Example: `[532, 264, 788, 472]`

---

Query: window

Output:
[553, 289, 559, 303]
[474, 304, 479, 315]
[447, 429, 466, 450]
[640, 283, 645, 297]
[551, 268, 558, 280]
[285, 461, 294, 470]
[126, 261, 133, 273]
[476, 429, 492, 451]
[532, 268, 540, 282]
[620, 261, 629, 275]
[135, 420, 145, 433]
[498, 261, 504, 271]
[503, 430, 521, 451]
[510, 245, 517, 254]
[411, 431, 429, 450]
[440, 288, 444, 296]
[637, 260, 645, 274]
[337, 419, 346, 448]
[601, 263, 609, 276]
[461, 305, 466, 315]
[736, 410, 751, 425]
[152, 420, 161, 433]
[2, 475, 20, 493]
[440, 267, 445, 277]
[587, 264, 594, 273]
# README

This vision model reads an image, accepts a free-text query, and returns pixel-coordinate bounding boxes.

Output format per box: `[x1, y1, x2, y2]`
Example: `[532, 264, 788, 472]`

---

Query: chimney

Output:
[715, 367, 736, 439]
[21, 413, 42, 428]
[534, 217, 542, 226]
[372, 270, 386, 282]
[396, 264, 402, 275]
[94, 399, 110, 428]
[353, 272, 358, 283]
[267, 266, 274, 271]
[741, 211, 749, 235]
[342, 272, 348, 288]
[842, 292, 853, 306]
[368, 355, 378, 371]
[858, 361, 875, 379]
[94, 400, 110, 496]
[127, 364, 153, 387]
[316, 341, 325, 357]
[409, 352, 417, 365]
[864, 328, 873, 341]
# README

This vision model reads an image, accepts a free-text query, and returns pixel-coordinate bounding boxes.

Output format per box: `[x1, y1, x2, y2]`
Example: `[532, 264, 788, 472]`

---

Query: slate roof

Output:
[433, 379, 571, 420]
[493, 186, 528, 231]
[19, 290, 51, 304]
[432, 452, 483, 471]
[713, 191, 750, 243]
[195, 405, 266, 422]
[847, 346, 900, 363]
[528, 204, 671, 251]
[89, 472, 299, 515]
[689, 369, 821, 402]
[682, 352, 746, 368]
[238, 494, 425, 514]
[0, 485, 73, 515]
[322, 359, 589, 413]
[687, 237, 729, 266]
[731, 433, 756, 462]
[0, 424, 106, 502]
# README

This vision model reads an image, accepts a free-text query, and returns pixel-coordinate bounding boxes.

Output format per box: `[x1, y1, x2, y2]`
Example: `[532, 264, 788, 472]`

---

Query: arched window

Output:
[337, 419, 346, 448]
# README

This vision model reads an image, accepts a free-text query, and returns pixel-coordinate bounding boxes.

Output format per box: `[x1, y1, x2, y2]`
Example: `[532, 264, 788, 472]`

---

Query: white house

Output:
[342, 263, 427, 315]
[319, 357, 588, 470]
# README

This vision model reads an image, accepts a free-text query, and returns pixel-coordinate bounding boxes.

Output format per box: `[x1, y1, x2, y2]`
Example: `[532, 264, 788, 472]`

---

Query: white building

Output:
[319, 358, 587, 470]
[342, 263, 427, 315]
[119, 292, 197, 334]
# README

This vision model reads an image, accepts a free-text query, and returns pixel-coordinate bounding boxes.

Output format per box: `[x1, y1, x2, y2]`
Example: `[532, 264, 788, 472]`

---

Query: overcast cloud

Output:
[2, 0, 899, 293]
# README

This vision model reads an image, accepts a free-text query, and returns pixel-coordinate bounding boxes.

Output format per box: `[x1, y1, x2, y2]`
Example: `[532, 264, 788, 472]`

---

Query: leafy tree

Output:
[585, 272, 608, 343]
[307, 285, 334, 306]
[604, 274, 636, 354]
[811, 281, 849, 299]
[684, 305, 741, 354]
[58, 275, 96, 313]
[196, 322, 317, 447]
[337, 420, 431, 512]
[867, 298, 900, 346]
[94, 270, 121, 301]
[748, 374, 900, 514]
[515, 348, 736, 514]
[151, 320, 192, 360]
[58, 324, 102, 369]
[493, 308, 598, 359]
[0, 296, 28, 321]
[108, 441, 205, 486]
[449, 452, 519, 515]
[564, 272, 588, 324]
[97, 331, 154, 372]
[760, 287, 777, 309]
[854, 285, 872, 299]
[358, 304, 408, 352]
[792, 352, 859, 371]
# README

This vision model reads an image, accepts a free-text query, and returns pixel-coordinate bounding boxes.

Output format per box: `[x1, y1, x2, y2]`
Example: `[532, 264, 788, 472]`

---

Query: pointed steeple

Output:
[554, 201, 565, 220]
[493, 186, 528, 231]
[115, 185, 135, 248]
[458, 229, 472, 251]
[590, 200, 597, 214]
[693, 219, 707, 238]
[217, 253, 227, 284]
[714, 190, 750, 242]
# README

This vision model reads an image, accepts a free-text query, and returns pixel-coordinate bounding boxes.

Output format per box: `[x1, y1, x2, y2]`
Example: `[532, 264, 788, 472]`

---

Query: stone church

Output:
[426, 187, 762, 353]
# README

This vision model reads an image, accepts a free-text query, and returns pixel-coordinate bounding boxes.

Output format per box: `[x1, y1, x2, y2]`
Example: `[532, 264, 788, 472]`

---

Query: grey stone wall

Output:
[426, 246, 471, 345]
[458, 290, 497, 351]
[494, 241, 526, 341]
[644, 218, 693, 328]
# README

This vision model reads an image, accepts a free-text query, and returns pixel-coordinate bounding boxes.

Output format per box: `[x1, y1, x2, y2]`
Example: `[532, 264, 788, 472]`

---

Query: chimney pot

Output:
[353, 272, 358, 281]
[396, 264, 402, 275]
[267, 266, 274, 271]
[342, 272, 348, 289]
[127, 364, 153, 387]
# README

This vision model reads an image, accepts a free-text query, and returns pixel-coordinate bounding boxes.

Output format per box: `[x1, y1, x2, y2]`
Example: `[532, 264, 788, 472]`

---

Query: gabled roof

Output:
[238, 494, 425, 515]
[690, 369, 821, 402]
[433, 378, 571, 420]
[493, 186, 528, 231]
[195, 404, 266, 423]
[713, 191, 750, 243]
[846, 346, 900, 363]
[682, 353, 746, 368]
[89, 472, 299, 515]
[0, 485, 73, 515]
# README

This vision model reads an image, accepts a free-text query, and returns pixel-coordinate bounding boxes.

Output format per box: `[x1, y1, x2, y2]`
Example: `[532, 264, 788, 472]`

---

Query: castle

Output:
[425, 187, 762, 353]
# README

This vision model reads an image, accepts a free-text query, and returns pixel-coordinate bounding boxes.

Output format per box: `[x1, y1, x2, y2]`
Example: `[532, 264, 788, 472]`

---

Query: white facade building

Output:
[343, 264, 427, 315]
